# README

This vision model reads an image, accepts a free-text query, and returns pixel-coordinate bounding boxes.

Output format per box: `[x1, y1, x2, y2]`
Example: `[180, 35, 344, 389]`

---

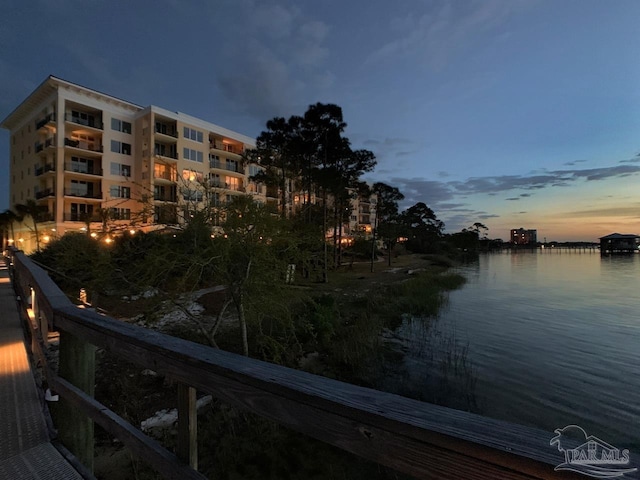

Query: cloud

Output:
[213, 2, 332, 121]
[387, 177, 456, 208]
[555, 206, 640, 218]
[218, 40, 295, 119]
[366, 0, 530, 70]
[372, 161, 640, 233]
[564, 159, 587, 166]
[449, 164, 640, 195]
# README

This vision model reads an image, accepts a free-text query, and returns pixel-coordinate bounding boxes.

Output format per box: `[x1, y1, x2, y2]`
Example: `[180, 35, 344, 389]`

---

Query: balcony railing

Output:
[209, 160, 242, 173]
[63, 213, 101, 222]
[155, 126, 178, 138]
[35, 164, 56, 176]
[35, 189, 55, 199]
[154, 171, 178, 182]
[35, 138, 56, 153]
[154, 149, 178, 159]
[64, 138, 103, 153]
[154, 194, 178, 202]
[65, 113, 103, 130]
[64, 188, 102, 199]
[64, 163, 103, 176]
[37, 212, 55, 222]
[210, 142, 242, 155]
[36, 112, 56, 130]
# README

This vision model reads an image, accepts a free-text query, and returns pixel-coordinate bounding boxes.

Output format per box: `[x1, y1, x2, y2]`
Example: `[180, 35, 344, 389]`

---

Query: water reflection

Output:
[393, 250, 640, 449]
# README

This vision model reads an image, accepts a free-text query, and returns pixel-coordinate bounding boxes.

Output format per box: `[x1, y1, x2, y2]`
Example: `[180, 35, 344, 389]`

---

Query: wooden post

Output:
[56, 329, 96, 472]
[177, 384, 198, 470]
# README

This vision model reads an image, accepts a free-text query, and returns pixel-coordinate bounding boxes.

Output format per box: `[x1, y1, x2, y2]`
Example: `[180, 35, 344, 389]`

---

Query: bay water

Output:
[389, 249, 640, 449]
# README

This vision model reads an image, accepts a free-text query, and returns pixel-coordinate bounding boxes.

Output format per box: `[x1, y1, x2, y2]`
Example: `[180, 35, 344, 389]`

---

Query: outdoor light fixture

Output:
[129, 229, 136, 235]
[104, 238, 113, 244]
[18, 238, 24, 243]
[43, 235, 50, 243]
[90, 232, 98, 238]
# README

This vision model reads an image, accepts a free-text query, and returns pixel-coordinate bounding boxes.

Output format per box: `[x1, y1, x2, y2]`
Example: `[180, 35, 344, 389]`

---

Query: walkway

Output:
[0, 260, 83, 479]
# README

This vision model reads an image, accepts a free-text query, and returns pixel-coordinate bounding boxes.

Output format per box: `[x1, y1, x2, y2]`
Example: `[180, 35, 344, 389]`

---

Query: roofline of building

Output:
[145, 105, 256, 147]
[599, 233, 639, 239]
[0, 75, 143, 130]
[1, 77, 256, 147]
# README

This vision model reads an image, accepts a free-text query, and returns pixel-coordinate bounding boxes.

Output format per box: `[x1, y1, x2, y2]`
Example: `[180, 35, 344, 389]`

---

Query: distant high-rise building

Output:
[510, 228, 537, 245]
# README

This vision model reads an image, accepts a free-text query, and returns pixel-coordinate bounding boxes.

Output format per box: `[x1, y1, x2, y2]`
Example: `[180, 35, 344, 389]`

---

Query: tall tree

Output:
[248, 116, 303, 218]
[215, 195, 290, 355]
[0, 210, 19, 249]
[372, 182, 404, 268]
[14, 199, 47, 252]
[401, 202, 444, 253]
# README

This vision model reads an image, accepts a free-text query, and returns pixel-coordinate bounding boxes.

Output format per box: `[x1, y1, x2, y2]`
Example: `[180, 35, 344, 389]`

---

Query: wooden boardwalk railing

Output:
[7, 247, 629, 480]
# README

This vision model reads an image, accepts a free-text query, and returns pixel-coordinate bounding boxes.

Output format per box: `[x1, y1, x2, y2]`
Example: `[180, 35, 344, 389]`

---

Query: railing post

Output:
[177, 384, 198, 470]
[56, 329, 96, 473]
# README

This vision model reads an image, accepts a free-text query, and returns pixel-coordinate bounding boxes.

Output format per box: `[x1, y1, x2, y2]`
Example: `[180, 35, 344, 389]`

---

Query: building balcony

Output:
[37, 212, 55, 222]
[64, 138, 103, 155]
[64, 163, 103, 176]
[154, 171, 178, 182]
[154, 194, 178, 203]
[154, 125, 178, 140]
[35, 164, 56, 176]
[154, 149, 178, 160]
[209, 160, 243, 173]
[36, 113, 56, 131]
[35, 138, 56, 154]
[63, 213, 101, 222]
[209, 141, 243, 156]
[65, 113, 103, 130]
[64, 188, 103, 200]
[35, 189, 55, 199]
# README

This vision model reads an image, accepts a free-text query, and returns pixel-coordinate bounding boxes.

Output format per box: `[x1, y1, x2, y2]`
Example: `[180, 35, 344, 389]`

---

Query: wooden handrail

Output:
[7, 248, 620, 479]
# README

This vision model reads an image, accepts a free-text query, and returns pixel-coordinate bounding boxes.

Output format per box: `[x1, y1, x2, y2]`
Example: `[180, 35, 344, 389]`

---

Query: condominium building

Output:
[1, 76, 266, 252]
[510, 228, 538, 245]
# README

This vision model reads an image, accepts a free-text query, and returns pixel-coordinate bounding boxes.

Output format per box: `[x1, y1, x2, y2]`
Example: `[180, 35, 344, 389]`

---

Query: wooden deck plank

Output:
[0, 260, 83, 480]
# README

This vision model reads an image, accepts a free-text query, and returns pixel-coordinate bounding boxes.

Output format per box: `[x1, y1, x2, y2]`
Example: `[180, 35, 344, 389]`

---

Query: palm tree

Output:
[0, 210, 19, 250]
[14, 199, 47, 252]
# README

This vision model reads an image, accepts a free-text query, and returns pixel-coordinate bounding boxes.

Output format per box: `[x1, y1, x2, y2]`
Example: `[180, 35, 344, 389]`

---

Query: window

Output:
[249, 165, 262, 177]
[183, 127, 203, 142]
[209, 154, 221, 169]
[111, 140, 131, 155]
[110, 185, 131, 198]
[154, 164, 176, 181]
[183, 148, 203, 163]
[111, 118, 132, 134]
[181, 188, 203, 202]
[226, 177, 241, 191]
[110, 208, 131, 220]
[226, 159, 239, 172]
[208, 173, 222, 187]
[70, 156, 93, 174]
[182, 169, 204, 182]
[110, 162, 131, 177]
[70, 180, 88, 196]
